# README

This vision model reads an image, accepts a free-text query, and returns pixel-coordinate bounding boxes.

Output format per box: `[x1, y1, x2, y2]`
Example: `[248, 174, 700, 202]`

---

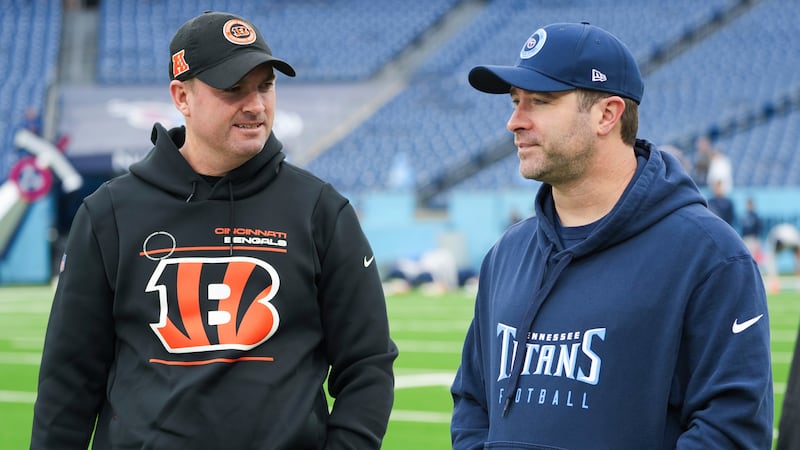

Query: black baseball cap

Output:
[169, 11, 296, 89]
[469, 22, 643, 104]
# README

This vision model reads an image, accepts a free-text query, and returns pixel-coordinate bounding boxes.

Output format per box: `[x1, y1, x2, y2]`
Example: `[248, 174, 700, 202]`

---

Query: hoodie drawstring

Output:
[502, 251, 574, 417]
[228, 181, 235, 256]
[186, 181, 197, 203]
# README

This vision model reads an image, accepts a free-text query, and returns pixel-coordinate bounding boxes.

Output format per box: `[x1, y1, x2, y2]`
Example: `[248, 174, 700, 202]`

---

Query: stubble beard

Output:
[518, 119, 595, 186]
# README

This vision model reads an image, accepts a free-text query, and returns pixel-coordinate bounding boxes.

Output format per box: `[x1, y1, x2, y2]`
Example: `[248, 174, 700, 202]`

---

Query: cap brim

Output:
[468, 65, 574, 94]
[197, 51, 296, 89]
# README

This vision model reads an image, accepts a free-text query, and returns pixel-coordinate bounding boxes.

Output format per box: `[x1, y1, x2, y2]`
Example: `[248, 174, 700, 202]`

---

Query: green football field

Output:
[1, 284, 798, 449]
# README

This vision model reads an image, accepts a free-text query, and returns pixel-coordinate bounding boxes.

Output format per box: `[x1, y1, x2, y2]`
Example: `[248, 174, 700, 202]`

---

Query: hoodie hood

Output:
[129, 123, 286, 201]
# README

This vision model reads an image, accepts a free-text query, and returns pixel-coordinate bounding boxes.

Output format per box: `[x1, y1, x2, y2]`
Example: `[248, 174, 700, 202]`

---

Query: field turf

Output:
[1, 285, 797, 449]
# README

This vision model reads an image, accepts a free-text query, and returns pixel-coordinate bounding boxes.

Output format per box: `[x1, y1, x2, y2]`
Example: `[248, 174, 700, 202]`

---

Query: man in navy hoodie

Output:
[32, 11, 396, 449]
[451, 22, 773, 449]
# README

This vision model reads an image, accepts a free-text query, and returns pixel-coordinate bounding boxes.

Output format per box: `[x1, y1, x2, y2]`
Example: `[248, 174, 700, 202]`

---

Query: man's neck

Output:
[552, 147, 638, 227]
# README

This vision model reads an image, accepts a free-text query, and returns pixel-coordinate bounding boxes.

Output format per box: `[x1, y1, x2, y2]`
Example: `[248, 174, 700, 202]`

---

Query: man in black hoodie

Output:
[32, 11, 397, 449]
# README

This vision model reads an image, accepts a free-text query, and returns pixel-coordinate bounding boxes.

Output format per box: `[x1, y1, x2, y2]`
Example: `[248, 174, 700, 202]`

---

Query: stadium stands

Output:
[95, 0, 463, 84]
[2, 0, 799, 200]
[465, 0, 800, 195]
[307, 0, 785, 201]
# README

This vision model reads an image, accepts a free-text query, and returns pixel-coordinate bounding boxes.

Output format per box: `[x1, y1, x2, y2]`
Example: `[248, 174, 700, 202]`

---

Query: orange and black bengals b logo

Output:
[146, 256, 280, 353]
[223, 19, 257, 45]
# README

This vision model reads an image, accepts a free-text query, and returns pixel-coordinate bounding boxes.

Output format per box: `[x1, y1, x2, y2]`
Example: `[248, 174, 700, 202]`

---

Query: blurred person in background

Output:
[707, 178, 736, 227]
[692, 135, 713, 186]
[741, 197, 764, 264]
[707, 146, 734, 196]
[451, 22, 773, 449]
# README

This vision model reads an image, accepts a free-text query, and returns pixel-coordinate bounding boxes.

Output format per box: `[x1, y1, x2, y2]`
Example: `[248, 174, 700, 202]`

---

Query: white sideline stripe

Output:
[395, 372, 454, 389]
[390, 409, 451, 423]
[0, 390, 36, 404]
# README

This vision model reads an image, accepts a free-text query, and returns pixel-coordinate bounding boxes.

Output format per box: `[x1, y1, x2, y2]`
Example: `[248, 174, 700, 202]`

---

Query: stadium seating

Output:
[95, 0, 463, 84]
[307, 0, 782, 199]
[639, 3, 800, 141]
[3, 0, 799, 200]
[458, 0, 800, 197]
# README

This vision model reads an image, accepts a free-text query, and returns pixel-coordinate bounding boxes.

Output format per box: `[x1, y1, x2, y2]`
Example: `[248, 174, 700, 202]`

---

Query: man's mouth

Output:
[235, 123, 262, 129]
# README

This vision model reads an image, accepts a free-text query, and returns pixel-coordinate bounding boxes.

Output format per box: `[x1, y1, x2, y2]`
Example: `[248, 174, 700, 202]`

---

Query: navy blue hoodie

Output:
[32, 124, 397, 449]
[451, 140, 773, 449]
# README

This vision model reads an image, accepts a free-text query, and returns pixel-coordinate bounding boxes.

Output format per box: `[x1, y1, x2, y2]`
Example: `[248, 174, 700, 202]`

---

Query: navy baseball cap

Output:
[169, 11, 296, 89]
[469, 22, 644, 104]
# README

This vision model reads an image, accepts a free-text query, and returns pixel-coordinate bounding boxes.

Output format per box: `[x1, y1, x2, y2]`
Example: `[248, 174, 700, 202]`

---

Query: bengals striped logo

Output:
[147, 256, 280, 353]
[223, 19, 257, 45]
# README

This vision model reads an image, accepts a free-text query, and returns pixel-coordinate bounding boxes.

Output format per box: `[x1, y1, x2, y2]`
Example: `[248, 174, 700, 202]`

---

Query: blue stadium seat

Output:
[96, 0, 463, 84]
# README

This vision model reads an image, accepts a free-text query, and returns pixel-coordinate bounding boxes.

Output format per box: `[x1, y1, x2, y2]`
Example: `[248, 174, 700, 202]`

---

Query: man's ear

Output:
[170, 79, 191, 116]
[596, 95, 625, 137]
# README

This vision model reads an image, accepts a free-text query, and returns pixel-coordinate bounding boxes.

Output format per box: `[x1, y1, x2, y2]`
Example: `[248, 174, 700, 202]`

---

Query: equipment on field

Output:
[0, 129, 83, 254]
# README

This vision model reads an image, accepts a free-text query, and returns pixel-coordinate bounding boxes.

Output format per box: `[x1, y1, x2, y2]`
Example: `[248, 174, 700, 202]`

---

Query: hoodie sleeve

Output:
[675, 255, 773, 449]
[451, 250, 493, 450]
[31, 202, 116, 449]
[313, 185, 397, 450]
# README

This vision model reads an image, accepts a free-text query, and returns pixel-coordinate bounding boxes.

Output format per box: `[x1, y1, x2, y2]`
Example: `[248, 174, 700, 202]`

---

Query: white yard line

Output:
[390, 409, 451, 423]
[0, 390, 36, 404]
[394, 340, 463, 353]
[0, 352, 42, 365]
[396, 372, 454, 389]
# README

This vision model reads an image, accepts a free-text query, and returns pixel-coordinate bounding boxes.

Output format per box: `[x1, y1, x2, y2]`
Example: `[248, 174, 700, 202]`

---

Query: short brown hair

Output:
[577, 89, 638, 146]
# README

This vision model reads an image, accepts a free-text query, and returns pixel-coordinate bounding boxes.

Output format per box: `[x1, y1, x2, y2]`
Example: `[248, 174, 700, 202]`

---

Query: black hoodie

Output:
[32, 124, 397, 449]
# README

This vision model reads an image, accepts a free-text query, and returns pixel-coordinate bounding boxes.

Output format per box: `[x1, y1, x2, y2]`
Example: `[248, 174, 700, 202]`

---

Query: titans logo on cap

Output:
[520, 28, 547, 59]
[223, 19, 257, 45]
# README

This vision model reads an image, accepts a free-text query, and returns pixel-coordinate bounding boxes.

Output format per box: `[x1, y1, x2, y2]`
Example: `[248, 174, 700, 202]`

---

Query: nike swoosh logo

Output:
[732, 314, 764, 334]
[363, 255, 375, 268]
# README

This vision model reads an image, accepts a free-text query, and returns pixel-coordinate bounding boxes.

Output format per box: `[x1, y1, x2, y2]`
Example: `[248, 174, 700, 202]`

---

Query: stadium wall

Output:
[0, 188, 798, 286]
[360, 188, 800, 277]
[0, 196, 53, 284]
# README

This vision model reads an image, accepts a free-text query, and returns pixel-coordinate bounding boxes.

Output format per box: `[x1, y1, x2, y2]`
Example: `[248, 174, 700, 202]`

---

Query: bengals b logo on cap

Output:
[223, 19, 257, 45]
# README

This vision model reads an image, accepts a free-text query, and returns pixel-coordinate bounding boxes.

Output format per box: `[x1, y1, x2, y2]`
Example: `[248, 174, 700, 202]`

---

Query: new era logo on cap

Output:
[591, 69, 607, 83]
[468, 22, 644, 104]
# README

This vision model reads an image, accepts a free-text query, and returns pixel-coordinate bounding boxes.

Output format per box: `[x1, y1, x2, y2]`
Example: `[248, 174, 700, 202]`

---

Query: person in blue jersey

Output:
[451, 22, 773, 449]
